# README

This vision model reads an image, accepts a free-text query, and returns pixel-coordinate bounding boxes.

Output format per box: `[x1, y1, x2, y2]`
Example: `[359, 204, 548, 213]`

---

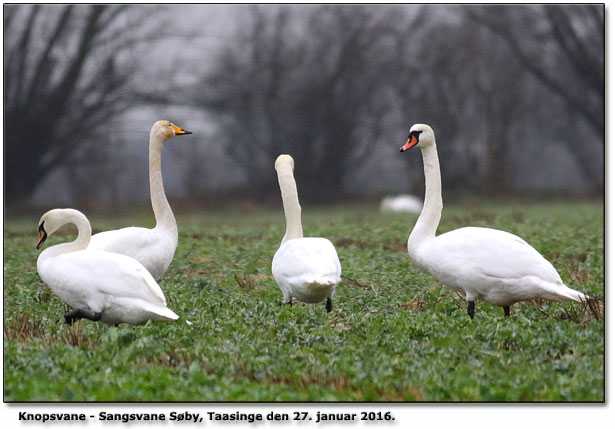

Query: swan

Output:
[87, 120, 191, 280]
[271, 155, 342, 312]
[399, 124, 588, 319]
[36, 208, 179, 325]
[380, 194, 423, 214]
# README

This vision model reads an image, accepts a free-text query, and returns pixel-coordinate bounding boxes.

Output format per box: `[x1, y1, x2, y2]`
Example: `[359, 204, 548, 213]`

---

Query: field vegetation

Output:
[3, 200, 604, 401]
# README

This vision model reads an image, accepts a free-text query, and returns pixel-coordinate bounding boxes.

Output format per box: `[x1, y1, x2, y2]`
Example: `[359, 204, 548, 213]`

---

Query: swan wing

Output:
[51, 250, 167, 304]
[273, 237, 341, 287]
[427, 227, 561, 283]
[89, 226, 175, 279]
[89, 226, 158, 256]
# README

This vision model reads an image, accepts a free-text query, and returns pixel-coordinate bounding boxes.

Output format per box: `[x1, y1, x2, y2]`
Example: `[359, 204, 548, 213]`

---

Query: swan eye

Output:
[409, 130, 422, 140]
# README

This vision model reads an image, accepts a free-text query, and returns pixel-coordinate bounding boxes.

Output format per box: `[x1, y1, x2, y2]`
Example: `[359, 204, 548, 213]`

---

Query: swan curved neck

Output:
[43, 210, 92, 258]
[410, 143, 442, 245]
[149, 132, 177, 235]
[277, 167, 303, 244]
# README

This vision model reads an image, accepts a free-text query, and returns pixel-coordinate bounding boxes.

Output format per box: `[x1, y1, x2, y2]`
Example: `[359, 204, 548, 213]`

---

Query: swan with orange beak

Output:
[87, 120, 192, 280]
[399, 123, 588, 319]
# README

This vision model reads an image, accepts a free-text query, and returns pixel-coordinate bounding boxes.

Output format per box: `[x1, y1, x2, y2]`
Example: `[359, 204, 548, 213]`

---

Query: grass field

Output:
[3, 200, 604, 401]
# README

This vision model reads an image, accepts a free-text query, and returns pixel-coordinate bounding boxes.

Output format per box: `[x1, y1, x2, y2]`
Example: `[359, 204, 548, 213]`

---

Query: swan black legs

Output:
[64, 310, 80, 325]
[282, 297, 332, 312]
[64, 309, 102, 325]
[467, 301, 475, 319]
[466, 302, 510, 319]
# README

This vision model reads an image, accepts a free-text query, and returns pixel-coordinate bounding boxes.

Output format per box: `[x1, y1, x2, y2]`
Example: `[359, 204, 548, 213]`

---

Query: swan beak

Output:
[171, 124, 192, 135]
[400, 135, 418, 152]
[36, 226, 47, 249]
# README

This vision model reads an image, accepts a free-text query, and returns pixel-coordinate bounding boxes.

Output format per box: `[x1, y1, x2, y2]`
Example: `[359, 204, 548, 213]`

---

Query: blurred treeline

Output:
[3, 4, 604, 210]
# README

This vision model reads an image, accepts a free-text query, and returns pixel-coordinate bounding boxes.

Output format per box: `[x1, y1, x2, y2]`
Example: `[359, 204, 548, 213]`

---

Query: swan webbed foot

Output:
[64, 309, 84, 325]
[503, 306, 510, 317]
[326, 298, 332, 313]
[467, 301, 475, 319]
[64, 309, 102, 325]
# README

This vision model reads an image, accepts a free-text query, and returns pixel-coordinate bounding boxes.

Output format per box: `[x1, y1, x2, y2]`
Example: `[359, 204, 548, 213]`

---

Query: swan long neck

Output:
[67, 210, 92, 251]
[277, 166, 304, 244]
[42, 210, 92, 258]
[149, 131, 177, 236]
[410, 143, 443, 245]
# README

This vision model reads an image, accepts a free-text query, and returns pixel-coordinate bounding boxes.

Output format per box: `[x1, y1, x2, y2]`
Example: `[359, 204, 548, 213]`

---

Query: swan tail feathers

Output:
[306, 275, 339, 287]
[155, 307, 179, 321]
[556, 284, 589, 303]
[147, 304, 179, 321]
[564, 288, 590, 303]
[537, 280, 588, 303]
[142, 275, 166, 303]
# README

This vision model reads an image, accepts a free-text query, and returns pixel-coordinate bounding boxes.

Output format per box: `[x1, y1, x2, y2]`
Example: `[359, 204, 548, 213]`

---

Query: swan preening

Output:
[87, 120, 191, 280]
[271, 155, 342, 312]
[36, 208, 179, 325]
[400, 124, 588, 318]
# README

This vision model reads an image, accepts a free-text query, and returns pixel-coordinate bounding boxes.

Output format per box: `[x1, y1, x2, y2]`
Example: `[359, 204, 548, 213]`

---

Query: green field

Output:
[3, 200, 604, 401]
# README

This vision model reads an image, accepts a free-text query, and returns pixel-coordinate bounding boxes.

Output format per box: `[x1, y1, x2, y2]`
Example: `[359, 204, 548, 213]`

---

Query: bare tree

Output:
[198, 5, 414, 202]
[4, 5, 160, 205]
[466, 5, 603, 133]
[394, 10, 481, 193]
[466, 5, 603, 190]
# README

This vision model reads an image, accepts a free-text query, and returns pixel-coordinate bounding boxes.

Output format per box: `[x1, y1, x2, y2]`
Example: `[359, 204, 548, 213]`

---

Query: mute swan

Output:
[271, 155, 342, 312]
[399, 124, 588, 319]
[87, 120, 191, 280]
[36, 208, 179, 325]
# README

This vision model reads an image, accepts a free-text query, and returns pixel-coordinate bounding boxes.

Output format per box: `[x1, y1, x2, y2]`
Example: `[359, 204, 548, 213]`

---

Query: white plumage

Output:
[400, 124, 588, 318]
[89, 226, 175, 281]
[272, 237, 341, 304]
[380, 194, 423, 213]
[88, 120, 191, 280]
[36, 208, 179, 325]
[271, 155, 342, 312]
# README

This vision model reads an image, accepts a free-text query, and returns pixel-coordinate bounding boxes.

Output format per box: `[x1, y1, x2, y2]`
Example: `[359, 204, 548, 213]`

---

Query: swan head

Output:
[275, 154, 295, 172]
[400, 124, 435, 152]
[36, 209, 70, 249]
[151, 120, 192, 141]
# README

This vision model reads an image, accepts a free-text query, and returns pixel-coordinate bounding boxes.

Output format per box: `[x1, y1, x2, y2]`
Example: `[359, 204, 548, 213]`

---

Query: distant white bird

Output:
[399, 124, 588, 319]
[36, 208, 179, 325]
[271, 155, 342, 312]
[87, 120, 191, 280]
[380, 194, 423, 214]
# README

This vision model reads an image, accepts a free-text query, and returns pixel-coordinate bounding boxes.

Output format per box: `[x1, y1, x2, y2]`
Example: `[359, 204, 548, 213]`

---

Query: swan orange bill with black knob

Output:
[36, 221, 47, 249]
[400, 131, 421, 152]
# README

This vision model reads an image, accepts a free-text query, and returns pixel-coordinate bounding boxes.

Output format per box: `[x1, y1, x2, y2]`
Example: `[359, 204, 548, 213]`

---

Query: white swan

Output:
[380, 194, 423, 214]
[400, 124, 588, 319]
[36, 208, 179, 325]
[87, 120, 191, 280]
[271, 155, 341, 312]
